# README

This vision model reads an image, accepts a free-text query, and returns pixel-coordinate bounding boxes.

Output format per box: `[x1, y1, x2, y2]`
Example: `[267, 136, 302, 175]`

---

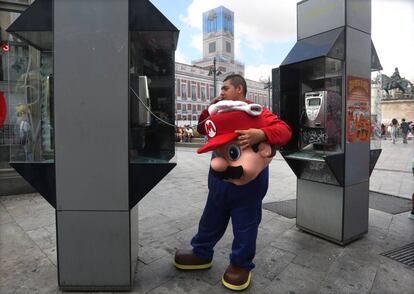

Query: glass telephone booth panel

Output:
[1, 10, 54, 166]
[280, 56, 345, 186]
[129, 31, 176, 164]
[9, 50, 54, 163]
[297, 57, 343, 154]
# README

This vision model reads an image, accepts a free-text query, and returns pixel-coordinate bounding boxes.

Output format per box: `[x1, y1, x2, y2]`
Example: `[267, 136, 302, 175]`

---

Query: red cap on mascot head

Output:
[197, 108, 268, 154]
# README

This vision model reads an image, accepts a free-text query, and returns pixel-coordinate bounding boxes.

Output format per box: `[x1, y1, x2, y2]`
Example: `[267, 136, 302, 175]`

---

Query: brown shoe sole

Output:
[174, 261, 212, 270]
[222, 272, 251, 291]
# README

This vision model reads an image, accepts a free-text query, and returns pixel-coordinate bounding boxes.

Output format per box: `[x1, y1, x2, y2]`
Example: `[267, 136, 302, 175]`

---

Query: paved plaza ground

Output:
[0, 138, 413, 293]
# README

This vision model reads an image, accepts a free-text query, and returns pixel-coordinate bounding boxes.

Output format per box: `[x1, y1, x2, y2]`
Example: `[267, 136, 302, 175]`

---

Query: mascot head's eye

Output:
[227, 143, 241, 161]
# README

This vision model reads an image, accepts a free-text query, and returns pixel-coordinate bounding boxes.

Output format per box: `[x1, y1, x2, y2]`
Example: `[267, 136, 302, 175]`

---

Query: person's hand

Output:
[235, 128, 267, 150]
[210, 96, 224, 105]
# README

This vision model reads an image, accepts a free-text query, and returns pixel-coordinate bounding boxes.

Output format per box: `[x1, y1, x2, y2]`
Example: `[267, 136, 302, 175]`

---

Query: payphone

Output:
[137, 76, 151, 127]
[130, 75, 151, 128]
[303, 91, 326, 128]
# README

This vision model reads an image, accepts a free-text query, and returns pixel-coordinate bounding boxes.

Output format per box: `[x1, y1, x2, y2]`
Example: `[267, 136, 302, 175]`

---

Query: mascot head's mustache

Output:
[210, 165, 243, 180]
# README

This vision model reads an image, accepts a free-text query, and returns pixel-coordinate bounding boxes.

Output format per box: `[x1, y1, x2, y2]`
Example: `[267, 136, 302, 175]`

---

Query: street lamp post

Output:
[209, 56, 221, 97]
[264, 76, 272, 111]
[213, 57, 217, 97]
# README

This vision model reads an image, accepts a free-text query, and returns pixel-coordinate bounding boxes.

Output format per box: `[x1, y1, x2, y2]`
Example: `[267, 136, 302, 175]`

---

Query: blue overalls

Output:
[191, 167, 269, 270]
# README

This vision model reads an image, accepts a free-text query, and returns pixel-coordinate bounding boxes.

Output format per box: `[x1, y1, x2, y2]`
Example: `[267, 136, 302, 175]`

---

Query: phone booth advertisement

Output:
[346, 76, 371, 143]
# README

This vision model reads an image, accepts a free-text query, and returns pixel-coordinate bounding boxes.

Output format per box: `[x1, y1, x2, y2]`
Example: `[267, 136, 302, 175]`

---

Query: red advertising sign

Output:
[346, 76, 371, 143]
[0, 91, 7, 128]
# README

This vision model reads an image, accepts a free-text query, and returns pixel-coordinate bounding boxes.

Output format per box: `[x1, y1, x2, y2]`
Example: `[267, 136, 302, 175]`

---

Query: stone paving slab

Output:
[370, 139, 414, 199]
[1, 141, 414, 293]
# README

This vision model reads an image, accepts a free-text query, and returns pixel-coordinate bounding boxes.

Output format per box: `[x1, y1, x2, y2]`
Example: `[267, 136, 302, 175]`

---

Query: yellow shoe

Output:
[174, 249, 212, 270]
[222, 264, 251, 291]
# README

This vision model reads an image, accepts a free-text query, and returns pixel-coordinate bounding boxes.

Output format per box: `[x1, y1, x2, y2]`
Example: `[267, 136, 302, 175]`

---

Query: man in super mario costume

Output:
[174, 74, 292, 291]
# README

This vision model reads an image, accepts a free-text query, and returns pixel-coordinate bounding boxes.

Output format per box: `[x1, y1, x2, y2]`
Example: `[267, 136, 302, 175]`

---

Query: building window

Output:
[192, 105, 196, 113]
[201, 86, 206, 101]
[187, 114, 192, 120]
[191, 84, 197, 100]
[209, 42, 216, 53]
[224, 13, 233, 35]
[197, 104, 201, 111]
[177, 114, 182, 120]
[210, 86, 215, 98]
[207, 10, 217, 33]
[177, 103, 181, 110]
[181, 83, 187, 99]
[226, 42, 231, 53]
[182, 104, 186, 111]
[176, 79, 180, 97]
[193, 115, 197, 121]
[187, 103, 191, 111]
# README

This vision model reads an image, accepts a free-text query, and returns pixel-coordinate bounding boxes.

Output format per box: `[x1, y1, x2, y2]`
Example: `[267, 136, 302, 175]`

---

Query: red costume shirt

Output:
[197, 100, 291, 147]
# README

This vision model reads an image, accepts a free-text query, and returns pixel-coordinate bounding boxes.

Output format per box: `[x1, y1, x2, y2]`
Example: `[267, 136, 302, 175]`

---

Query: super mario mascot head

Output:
[197, 101, 275, 186]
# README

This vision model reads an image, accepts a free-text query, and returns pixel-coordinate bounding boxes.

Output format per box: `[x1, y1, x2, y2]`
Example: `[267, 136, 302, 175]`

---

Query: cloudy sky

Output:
[151, 0, 414, 81]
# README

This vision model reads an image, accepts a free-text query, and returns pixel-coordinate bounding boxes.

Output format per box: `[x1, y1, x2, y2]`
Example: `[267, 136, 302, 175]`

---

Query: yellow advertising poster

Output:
[346, 76, 371, 143]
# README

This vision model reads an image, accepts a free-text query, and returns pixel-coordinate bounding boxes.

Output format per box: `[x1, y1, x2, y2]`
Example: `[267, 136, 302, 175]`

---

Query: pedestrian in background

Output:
[185, 125, 193, 142]
[176, 127, 184, 142]
[380, 123, 386, 140]
[390, 118, 398, 144]
[400, 118, 409, 144]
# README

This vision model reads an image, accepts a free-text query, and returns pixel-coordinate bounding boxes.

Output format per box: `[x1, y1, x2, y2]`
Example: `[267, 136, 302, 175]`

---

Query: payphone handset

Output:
[138, 75, 151, 126]
[303, 91, 326, 128]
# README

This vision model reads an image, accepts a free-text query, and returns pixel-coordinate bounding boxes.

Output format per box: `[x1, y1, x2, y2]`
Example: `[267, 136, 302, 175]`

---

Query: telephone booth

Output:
[7, 0, 178, 290]
[273, 0, 382, 245]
